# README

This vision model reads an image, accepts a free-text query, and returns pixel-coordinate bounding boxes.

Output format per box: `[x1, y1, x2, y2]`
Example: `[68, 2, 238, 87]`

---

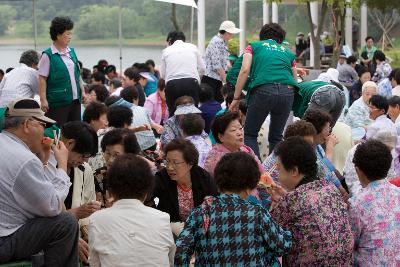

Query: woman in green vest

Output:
[38, 17, 86, 126]
[230, 23, 297, 158]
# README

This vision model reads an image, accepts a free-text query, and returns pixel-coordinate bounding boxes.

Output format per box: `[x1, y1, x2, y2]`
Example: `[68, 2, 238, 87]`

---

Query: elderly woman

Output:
[204, 111, 263, 177]
[263, 120, 316, 182]
[345, 81, 378, 130]
[349, 140, 400, 266]
[175, 152, 292, 266]
[89, 155, 175, 267]
[152, 139, 218, 235]
[303, 109, 349, 198]
[270, 137, 353, 266]
[344, 131, 398, 197]
[38, 17, 85, 126]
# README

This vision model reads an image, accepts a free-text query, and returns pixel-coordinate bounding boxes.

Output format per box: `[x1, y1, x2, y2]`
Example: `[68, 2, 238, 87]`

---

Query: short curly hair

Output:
[50, 17, 74, 41]
[107, 154, 154, 200]
[101, 128, 141, 154]
[275, 136, 318, 178]
[88, 84, 110, 103]
[259, 23, 286, 43]
[284, 120, 317, 139]
[214, 152, 260, 192]
[163, 139, 199, 166]
[211, 111, 241, 144]
[303, 109, 332, 134]
[353, 140, 392, 181]
[82, 101, 108, 123]
[107, 105, 133, 128]
[180, 114, 205, 136]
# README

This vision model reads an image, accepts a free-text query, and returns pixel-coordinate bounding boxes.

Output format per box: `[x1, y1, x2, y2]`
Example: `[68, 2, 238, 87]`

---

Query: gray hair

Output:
[3, 116, 27, 130]
[372, 130, 397, 149]
[362, 81, 378, 94]
[19, 50, 40, 67]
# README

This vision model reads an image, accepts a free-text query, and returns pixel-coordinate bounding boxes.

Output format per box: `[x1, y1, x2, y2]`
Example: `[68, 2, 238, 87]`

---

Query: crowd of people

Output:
[0, 15, 399, 267]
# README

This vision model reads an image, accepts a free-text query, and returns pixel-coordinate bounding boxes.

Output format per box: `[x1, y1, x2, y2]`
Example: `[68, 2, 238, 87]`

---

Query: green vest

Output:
[292, 81, 330, 118]
[43, 47, 81, 108]
[226, 55, 250, 91]
[248, 40, 297, 97]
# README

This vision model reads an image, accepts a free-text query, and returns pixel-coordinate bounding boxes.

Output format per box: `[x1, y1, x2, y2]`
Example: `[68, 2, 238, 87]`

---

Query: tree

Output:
[0, 5, 16, 35]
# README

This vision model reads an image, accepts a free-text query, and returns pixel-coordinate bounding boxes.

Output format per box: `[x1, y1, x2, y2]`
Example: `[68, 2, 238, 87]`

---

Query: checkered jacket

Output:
[175, 194, 292, 266]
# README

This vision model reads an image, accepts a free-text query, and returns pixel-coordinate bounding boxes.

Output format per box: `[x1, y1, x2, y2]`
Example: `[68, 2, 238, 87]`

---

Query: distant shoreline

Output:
[0, 38, 167, 47]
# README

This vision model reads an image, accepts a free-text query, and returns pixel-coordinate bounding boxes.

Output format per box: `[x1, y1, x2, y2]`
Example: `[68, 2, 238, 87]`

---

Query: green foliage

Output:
[75, 5, 141, 40]
[365, 0, 399, 12]
[0, 5, 16, 35]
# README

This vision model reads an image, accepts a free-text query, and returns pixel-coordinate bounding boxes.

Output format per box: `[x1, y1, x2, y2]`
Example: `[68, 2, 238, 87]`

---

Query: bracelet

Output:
[233, 97, 241, 100]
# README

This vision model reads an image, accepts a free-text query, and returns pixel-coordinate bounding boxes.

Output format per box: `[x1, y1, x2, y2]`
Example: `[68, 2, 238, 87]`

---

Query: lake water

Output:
[0, 45, 164, 71]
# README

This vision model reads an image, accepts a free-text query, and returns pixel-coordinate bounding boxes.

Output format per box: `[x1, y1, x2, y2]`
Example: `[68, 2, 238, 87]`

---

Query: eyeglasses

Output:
[28, 119, 46, 128]
[165, 160, 186, 168]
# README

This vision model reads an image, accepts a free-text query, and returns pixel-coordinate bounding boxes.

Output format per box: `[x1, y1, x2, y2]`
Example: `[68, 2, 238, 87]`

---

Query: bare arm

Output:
[229, 53, 252, 111]
[39, 75, 48, 112]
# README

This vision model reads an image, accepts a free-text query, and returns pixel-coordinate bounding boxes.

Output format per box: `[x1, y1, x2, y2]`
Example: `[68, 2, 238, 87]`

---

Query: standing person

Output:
[144, 78, 169, 126]
[0, 99, 79, 266]
[160, 31, 205, 116]
[349, 140, 400, 266]
[0, 50, 40, 107]
[38, 17, 86, 127]
[230, 23, 298, 158]
[202, 21, 241, 103]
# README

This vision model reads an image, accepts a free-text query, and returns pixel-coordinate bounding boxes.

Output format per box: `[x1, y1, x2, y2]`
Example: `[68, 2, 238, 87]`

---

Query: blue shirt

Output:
[199, 101, 222, 133]
[175, 194, 292, 266]
[144, 73, 158, 96]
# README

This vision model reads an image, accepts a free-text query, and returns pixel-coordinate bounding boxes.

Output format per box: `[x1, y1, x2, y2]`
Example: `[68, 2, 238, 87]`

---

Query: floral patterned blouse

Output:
[177, 183, 194, 222]
[271, 179, 354, 266]
[349, 179, 400, 267]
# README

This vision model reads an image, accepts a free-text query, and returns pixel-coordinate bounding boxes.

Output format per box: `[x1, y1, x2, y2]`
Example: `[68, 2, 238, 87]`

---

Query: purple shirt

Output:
[38, 45, 78, 100]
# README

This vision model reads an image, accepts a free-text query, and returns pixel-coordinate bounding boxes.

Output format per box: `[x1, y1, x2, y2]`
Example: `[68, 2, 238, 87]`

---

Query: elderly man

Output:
[0, 98, 78, 266]
[0, 50, 40, 107]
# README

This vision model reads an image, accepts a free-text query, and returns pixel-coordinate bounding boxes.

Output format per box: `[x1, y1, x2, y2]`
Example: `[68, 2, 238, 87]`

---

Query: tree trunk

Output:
[306, 0, 328, 69]
[171, 4, 180, 31]
[331, 0, 345, 67]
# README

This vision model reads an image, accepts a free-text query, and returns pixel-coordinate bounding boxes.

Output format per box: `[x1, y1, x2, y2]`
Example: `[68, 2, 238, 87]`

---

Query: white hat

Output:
[219, 21, 241, 34]
[317, 68, 339, 83]
[174, 104, 202, 116]
[139, 72, 155, 82]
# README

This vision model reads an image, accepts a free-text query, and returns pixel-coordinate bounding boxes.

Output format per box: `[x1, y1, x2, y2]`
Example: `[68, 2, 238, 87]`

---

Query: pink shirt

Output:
[204, 143, 264, 177]
[144, 92, 169, 124]
[38, 45, 79, 100]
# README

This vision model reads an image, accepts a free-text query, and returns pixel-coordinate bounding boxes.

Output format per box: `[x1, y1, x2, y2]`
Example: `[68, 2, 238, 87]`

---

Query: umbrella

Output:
[154, 0, 197, 8]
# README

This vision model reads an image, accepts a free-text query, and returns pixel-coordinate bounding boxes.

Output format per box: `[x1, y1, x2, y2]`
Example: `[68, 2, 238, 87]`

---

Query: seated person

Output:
[175, 152, 292, 266]
[87, 84, 110, 104]
[198, 83, 222, 133]
[366, 95, 396, 139]
[45, 121, 99, 264]
[109, 78, 123, 96]
[152, 139, 218, 236]
[270, 137, 353, 266]
[388, 96, 400, 134]
[0, 99, 78, 265]
[89, 154, 175, 266]
[345, 81, 378, 130]
[263, 120, 316, 181]
[337, 55, 359, 84]
[180, 114, 211, 168]
[120, 86, 160, 151]
[83, 101, 108, 133]
[349, 67, 371, 105]
[390, 68, 400, 96]
[144, 78, 169, 126]
[204, 111, 263, 177]
[344, 131, 398, 197]
[160, 96, 208, 147]
[349, 140, 400, 266]
[303, 109, 349, 199]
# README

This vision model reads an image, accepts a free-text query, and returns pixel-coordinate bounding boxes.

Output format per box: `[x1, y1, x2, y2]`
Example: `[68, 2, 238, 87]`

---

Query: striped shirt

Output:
[131, 104, 156, 150]
[0, 64, 39, 107]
